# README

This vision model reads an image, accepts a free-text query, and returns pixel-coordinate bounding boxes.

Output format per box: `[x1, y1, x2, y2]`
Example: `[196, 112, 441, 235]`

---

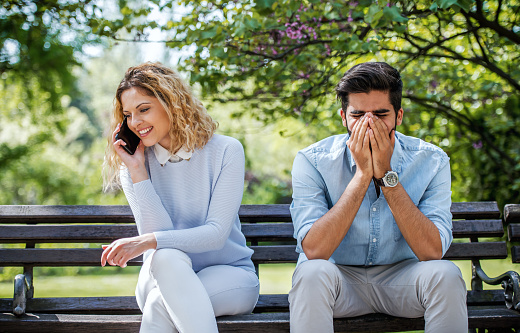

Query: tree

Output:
[110, 0, 520, 206]
[0, 0, 141, 204]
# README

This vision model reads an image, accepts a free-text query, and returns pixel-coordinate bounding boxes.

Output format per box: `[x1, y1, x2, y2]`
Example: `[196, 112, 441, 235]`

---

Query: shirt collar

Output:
[153, 143, 193, 166]
[345, 131, 403, 173]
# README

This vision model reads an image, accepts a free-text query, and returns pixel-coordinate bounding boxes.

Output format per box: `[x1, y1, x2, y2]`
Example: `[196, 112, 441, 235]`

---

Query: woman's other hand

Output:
[101, 233, 157, 268]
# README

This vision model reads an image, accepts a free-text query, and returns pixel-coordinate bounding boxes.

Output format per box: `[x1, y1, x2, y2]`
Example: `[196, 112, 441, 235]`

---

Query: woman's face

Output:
[121, 87, 171, 149]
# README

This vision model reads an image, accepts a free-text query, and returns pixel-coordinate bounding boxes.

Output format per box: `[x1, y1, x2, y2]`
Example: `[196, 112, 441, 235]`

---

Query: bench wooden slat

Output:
[450, 202, 500, 219]
[444, 242, 507, 260]
[0, 225, 139, 243]
[0, 242, 507, 267]
[512, 246, 520, 264]
[0, 205, 134, 224]
[508, 224, 520, 242]
[1, 306, 519, 333]
[238, 205, 292, 222]
[0, 290, 507, 315]
[452, 220, 503, 238]
[0, 224, 295, 243]
[0, 202, 500, 224]
[0, 247, 299, 266]
[504, 204, 520, 223]
[0, 219, 504, 243]
[0, 205, 293, 224]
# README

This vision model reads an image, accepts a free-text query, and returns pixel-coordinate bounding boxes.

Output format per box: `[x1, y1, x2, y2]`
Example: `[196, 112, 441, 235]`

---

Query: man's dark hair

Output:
[335, 62, 403, 114]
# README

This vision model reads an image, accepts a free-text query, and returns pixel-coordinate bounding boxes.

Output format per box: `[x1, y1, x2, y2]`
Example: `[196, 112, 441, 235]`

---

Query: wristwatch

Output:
[374, 171, 399, 187]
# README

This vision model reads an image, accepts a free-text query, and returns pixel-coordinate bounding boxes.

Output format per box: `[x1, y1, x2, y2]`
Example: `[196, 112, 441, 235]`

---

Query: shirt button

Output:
[372, 207, 377, 211]
[369, 262, 373, 265]
[372, 238, 377, 243]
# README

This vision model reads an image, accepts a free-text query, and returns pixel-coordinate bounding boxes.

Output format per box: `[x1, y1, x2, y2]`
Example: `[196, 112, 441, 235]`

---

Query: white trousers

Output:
[136, 249, 259, 333]
[289, 258, 468, 333]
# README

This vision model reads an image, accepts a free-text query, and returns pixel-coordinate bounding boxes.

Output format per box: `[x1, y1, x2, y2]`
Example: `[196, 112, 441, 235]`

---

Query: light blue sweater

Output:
[121, 134, 255, 273]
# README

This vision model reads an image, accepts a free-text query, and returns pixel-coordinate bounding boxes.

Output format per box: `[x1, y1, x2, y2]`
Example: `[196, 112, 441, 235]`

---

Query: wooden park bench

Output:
[1, 202, 519, 332]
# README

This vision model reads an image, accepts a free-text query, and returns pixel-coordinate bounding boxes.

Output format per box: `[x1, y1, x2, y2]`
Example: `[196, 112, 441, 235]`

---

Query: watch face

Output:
[384, 172, 399, 187]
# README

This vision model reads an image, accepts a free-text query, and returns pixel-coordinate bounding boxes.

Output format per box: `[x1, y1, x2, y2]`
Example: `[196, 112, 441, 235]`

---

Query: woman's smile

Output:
[138, 126, 153, 137]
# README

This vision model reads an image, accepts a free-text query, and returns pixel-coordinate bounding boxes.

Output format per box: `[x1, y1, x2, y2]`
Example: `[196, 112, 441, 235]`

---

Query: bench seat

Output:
[1, 306, 520, 332]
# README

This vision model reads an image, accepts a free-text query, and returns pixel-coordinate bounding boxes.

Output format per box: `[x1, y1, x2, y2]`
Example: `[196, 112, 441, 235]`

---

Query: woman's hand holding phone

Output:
[113, 122, 148, 183]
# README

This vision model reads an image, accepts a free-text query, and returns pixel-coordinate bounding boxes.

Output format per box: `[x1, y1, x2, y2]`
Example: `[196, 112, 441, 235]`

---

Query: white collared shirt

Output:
[153, 143, 193, 166]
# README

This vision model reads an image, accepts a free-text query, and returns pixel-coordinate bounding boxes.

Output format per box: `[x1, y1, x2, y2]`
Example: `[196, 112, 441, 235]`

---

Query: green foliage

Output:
[0, 0, 102, 112]
[0, 1, 139, 205]
[111, 0, 520, 206]
[3, 0, 520, 208]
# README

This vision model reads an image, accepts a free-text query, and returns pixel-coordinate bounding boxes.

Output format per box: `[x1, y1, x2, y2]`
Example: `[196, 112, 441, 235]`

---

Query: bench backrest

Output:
[0, 202, 505, 268]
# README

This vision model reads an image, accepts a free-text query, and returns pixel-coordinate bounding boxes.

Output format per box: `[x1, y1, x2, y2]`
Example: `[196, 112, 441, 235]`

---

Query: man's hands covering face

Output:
[346, 114, 373, 179]
[346, 113, 395, 180]
[368, 114, 395, 179]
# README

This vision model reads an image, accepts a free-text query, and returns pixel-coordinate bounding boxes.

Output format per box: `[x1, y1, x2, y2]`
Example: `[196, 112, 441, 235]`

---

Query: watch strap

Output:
[373, 177, 385, 187]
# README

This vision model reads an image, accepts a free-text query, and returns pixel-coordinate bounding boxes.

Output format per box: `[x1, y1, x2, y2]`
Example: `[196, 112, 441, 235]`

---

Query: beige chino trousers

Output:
[289, 258, 468, 333]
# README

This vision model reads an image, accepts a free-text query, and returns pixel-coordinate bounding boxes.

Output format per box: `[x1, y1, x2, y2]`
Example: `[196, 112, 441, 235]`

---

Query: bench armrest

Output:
[474, 263, 520, 311]
[13, 273, 30, 316]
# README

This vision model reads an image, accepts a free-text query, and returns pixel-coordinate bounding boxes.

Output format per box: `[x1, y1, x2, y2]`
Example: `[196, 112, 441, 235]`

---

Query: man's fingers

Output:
[373, 117, 389, 143]
[347, 117, 363, 148]
[365, 129, 372, 149]
[358, 117, 370, 149]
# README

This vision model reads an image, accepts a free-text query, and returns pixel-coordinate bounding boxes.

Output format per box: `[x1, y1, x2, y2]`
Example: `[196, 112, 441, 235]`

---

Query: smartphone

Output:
[115, 116, 140, 155]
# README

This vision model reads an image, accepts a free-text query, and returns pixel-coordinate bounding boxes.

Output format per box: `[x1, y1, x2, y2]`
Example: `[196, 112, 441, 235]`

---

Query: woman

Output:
[102, 62, 259, 332]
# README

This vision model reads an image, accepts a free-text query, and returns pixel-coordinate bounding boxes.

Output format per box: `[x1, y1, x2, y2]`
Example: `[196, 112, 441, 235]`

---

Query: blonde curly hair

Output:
[103, 62, 217, 191]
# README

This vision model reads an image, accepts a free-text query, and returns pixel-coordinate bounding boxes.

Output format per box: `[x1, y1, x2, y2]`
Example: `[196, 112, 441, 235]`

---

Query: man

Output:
[289, 62, 467, 332]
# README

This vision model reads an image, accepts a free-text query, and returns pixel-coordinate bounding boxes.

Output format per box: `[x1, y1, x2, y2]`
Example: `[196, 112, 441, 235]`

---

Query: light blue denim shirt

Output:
[290, 131, 453, 266]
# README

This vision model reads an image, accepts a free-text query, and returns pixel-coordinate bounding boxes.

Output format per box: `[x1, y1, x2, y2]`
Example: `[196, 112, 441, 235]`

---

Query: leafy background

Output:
[1, 0, 519, 299]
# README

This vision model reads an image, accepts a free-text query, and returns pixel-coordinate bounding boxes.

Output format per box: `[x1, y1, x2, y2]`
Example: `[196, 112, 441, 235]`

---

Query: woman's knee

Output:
[198, 266, 260, 317]
[150, 249, 192, 273]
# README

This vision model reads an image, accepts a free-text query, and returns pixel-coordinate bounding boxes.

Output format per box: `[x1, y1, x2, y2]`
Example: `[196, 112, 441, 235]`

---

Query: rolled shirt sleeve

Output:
[290, 151, 330, 254]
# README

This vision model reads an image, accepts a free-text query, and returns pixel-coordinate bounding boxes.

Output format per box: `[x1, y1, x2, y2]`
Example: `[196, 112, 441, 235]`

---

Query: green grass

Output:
[0, 264, 296, 298]
[1, 259, 517, 298]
